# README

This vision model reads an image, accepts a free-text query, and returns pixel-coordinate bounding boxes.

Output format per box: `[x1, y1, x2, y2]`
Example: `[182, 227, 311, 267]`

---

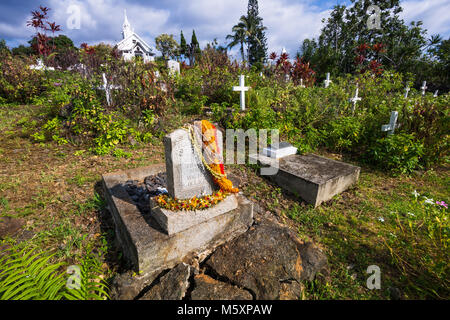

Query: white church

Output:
[116, 10, 155, 63]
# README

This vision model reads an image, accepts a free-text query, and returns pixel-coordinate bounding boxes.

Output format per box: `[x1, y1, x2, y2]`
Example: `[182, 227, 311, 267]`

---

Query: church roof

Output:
[117, 33, 154, 55]
[117, 10, 155, 56]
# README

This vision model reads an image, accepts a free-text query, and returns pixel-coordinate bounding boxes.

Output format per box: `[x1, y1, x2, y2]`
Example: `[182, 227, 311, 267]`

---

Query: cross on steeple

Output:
[233, 75, 249, 111]
[122, 9, 133, 39]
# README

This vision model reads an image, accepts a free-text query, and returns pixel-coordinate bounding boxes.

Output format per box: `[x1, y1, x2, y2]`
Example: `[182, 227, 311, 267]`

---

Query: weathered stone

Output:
[0, 217, 25, 239]
[250, 153, 360, 207]
[140, 263, 192, 300]
[164, 128, 221, 200]
[102, 164, 253, 279]
[109, 271, 151, 300]
[150, 194, 238, 235]
[206, 221, 327, 300]
[190, 274, 253, 300]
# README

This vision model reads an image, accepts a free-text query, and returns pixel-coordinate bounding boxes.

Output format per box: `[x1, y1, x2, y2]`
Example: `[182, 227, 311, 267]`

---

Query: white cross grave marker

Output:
[381, 111, 399, 135]
[99, 73, 121, 106]
[421, 81, 427, 96]
[299, 78, 305, 88]
[233, 75, 249, 111]
[324, 73, 332, 88]
[404, 85, 410, 98]
[102, 73, 112, 106]
[434, 90, 438, 97]
[349, 86, 361, 114]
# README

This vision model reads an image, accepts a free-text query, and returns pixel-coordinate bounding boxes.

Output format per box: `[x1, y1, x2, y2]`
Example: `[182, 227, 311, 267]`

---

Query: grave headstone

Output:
[233, 75, 249, 111]
[262, 142, 297, 159]
[381, 111, 399, 135]
[30, 59, 55, 71]
[167, 60, 180, 76]
[164, 124, 221, 200]
[324, 73, 332, 88]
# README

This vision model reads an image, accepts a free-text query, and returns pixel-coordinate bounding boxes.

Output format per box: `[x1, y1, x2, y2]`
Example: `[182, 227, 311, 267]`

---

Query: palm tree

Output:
[226, 25, 246, 61]
[226, 15, 266, 64]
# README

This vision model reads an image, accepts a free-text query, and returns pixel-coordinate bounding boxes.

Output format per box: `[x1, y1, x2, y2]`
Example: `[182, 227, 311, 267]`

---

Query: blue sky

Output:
[1, 0, 449, 58]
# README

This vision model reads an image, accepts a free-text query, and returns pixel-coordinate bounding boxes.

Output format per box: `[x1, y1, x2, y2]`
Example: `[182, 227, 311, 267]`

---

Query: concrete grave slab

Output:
[250, 153, 360, 207]
[102, 164, 253, 279]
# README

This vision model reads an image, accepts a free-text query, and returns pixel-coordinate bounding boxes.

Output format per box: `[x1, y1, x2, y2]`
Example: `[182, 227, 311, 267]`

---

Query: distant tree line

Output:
[297, 0, 449, 92]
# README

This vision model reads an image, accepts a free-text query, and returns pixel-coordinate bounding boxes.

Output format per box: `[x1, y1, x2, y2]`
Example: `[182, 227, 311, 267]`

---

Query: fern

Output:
[0, 243, 109, 300]
[0, 246, 66, 300]
[64, 248, 109, 300]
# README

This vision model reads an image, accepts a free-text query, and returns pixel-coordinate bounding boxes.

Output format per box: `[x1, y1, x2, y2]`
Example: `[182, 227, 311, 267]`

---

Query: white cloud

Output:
[47, 0, 170, 46]
[260, 0, 331, 55]
[400, 0, 450, 37]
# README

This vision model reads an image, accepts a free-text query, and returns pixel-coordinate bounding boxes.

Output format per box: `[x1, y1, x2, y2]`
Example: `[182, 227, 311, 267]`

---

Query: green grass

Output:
[0, 104, 448, 300]
[238, 164, 449, 300]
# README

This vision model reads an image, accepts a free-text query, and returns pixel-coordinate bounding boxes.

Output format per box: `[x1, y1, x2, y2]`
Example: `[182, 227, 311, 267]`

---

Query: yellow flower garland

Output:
[156, 190, 229, 211]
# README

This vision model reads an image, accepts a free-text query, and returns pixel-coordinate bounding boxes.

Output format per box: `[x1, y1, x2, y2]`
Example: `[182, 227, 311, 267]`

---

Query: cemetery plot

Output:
[102, 164, 253, 278]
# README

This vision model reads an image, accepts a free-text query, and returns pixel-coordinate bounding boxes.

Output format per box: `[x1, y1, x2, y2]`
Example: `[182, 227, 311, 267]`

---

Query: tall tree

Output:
[179, 30, 187, 58]
[227, 15, 266, 66]
[186, 30, 201, 66]
[226, 23, 246, 61]
[247, 0, 267, 66]
[155, 33, 179, 60]
[0, 39, 9, 54]
[300, 0, 427, 75]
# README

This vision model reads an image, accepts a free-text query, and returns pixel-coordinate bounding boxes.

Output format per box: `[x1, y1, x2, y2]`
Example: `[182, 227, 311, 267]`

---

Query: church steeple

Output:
[122, 9, 133, 39]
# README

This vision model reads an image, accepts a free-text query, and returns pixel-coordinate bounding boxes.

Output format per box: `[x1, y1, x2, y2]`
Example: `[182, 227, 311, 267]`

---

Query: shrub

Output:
[369, 133, 424, 175]
[322, 116, 363, 152]
[0, 53, 45, 103]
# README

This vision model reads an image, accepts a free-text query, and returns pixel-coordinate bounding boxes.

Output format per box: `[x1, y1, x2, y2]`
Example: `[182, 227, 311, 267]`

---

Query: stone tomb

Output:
[102, 127, 252, 280]
[251, 153, 360, 207]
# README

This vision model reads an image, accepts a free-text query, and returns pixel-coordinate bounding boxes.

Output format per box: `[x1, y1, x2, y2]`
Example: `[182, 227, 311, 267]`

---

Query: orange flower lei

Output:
[156, 120, 238, 211]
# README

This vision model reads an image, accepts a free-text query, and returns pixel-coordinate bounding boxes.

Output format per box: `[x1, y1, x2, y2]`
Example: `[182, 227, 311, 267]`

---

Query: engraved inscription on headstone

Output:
[164, 127, 222, 199]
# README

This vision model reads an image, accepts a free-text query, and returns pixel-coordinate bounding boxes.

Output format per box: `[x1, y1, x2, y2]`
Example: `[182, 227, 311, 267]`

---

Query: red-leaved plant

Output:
[354, 42, 384, 76]
[26, 6, 61, 61]
[270, 51, 316, 86]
